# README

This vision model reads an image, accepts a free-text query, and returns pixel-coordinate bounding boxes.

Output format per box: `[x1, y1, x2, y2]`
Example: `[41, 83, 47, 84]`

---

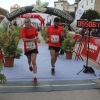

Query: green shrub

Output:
[61, 33, 75, 52]
[0, 24, 23, 58]
[0, 60, 7, 84]
[41, 27, 46, 40]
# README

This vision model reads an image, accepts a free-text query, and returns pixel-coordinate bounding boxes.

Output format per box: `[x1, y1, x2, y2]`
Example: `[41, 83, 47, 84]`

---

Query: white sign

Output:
[75, 7, 84, 21]
[70, 7, 84, 32]
[26, 41, 36, 50]
[51, 35, 59, 43]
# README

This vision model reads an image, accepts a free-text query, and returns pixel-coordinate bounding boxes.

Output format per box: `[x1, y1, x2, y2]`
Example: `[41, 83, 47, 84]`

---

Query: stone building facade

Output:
[10, 4, 20, 13]
[94, 0, 100, 13]
[54, 0, 76, 12]
[78, 0, 100, 13]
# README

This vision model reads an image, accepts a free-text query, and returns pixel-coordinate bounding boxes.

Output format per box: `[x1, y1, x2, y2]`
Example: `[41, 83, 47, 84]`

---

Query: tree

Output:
[81, 9, 100, 20]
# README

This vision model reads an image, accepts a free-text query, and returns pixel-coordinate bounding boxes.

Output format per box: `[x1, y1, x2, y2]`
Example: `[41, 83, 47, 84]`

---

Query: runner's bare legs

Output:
[27, 55, 32, 71]
[50, 50, 59, 75]
[31, 53, 37, 76]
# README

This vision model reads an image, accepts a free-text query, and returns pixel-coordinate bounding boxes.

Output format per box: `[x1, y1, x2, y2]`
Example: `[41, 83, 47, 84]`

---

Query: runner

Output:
[20, 18, 41, 82]
[46, 17, 64, 75]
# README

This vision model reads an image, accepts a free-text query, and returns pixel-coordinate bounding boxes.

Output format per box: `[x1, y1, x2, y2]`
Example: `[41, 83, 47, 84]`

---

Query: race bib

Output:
[51, 35, 59, 43]
[26, 42, 36, 50]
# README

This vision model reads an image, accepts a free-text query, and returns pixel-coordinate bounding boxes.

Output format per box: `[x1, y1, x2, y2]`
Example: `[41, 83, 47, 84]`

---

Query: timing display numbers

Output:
[77, 20, 100, 28]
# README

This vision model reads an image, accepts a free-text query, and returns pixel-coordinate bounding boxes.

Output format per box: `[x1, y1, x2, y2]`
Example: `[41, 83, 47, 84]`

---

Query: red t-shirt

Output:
[46, 25, 64, 47]
[20, 26, 38, 52]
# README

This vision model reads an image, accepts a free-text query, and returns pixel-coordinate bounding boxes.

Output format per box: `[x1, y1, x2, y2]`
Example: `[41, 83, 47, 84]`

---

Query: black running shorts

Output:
[24, 49, 38, 56]
[48, 46, 60, 52]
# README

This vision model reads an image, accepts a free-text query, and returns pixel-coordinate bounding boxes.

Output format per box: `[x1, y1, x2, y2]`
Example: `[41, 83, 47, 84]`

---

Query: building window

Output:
[82, 5, 84, 8]
[55, 4, 56, 7]
[87, 0, 88, 6]
[91, 0, 93, 3]
[61, 4, 63, 6]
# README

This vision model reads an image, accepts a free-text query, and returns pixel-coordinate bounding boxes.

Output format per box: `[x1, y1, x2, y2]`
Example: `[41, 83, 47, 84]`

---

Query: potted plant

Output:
[61, 33, 75, 59]
[0, 24, 23, 67]
[0, 60, 7, 84]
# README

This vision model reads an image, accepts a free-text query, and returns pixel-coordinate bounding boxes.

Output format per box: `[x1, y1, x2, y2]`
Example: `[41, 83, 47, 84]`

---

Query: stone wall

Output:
[63, 2, 69, 10]
[10, 4, 20, 13]
[94, 0, 100, 13]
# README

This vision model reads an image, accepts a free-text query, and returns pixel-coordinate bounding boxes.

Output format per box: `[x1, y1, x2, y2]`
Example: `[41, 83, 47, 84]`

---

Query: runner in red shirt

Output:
[46, 17, 64, 75]
[20, 18, 41, 83]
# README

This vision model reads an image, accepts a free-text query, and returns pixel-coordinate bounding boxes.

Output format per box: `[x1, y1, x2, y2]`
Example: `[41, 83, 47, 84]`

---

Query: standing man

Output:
[20, 18, 41, 83]
[46, 17, 64, 75]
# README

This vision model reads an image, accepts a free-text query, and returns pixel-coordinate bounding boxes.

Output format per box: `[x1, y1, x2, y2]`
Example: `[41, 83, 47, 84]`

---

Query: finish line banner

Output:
[81, 36, 100, 62]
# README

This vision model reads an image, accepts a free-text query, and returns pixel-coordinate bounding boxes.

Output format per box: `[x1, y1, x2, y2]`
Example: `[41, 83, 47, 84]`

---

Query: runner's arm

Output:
[36, 36, 41, 43]
[60, 28, 64, 39]
[22, 37, 39, 42]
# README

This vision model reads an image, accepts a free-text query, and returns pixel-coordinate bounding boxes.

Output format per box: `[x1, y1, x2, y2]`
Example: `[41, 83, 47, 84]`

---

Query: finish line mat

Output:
[0, 80, 100, 93]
